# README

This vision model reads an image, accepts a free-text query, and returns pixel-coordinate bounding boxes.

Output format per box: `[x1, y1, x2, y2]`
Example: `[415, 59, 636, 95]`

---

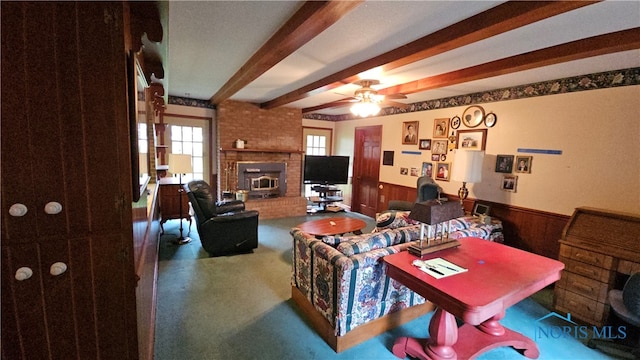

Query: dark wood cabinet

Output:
[1, 2, 139, 359]
[158, 177, 192, 233]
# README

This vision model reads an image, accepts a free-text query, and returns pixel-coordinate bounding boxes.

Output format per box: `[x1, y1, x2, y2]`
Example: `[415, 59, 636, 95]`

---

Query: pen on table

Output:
[425, 266, 444, 276]
[437, 263, 459, 272]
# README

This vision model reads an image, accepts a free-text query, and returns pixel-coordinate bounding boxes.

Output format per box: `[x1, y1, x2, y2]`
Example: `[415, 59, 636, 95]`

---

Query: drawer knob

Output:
[44, 202, 62, 215]
[15, 267, 33, 281]
[9, 203, 28, 217]
[49, 262, 67, 276]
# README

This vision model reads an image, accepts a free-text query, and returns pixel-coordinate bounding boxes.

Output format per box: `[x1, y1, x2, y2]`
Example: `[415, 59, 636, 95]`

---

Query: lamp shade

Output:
[168, 153, 192, 174]
[452, 150, 484, 183]
[409, 200, 464, 225]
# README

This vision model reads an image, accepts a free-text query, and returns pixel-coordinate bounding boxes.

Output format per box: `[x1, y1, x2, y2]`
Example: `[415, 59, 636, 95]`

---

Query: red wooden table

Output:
[296, 217, 366, 237]
[383, 237, 564, 360]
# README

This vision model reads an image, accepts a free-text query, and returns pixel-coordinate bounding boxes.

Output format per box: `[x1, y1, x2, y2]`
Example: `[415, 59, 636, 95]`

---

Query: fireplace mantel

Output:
[220, 147, 304, 154]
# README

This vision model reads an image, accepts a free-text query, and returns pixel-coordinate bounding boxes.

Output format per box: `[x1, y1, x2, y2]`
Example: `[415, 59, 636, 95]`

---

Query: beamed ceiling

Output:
[147, 1, 639, 118]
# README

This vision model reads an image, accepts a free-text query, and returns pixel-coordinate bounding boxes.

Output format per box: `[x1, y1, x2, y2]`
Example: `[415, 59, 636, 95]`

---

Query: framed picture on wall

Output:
[435, 162, 450, 181]
[456, 129, 487, 150]
[432, 140, 447, 155]
[431, 154, 440, 161]
[501, 175, 518, 192]
[402, 121, 419, 145]
[421, 162, 433, 177]
[515, 156, 532, 173]
[433, 118, 449, 138]
[419, 139, 431, 150]
[495, 155, 514, 173]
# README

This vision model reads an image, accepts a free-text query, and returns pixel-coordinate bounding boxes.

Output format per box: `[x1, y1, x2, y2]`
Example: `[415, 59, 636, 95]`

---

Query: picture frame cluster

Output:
[399, 106, 498, 184]
[495, 155, 533, 192]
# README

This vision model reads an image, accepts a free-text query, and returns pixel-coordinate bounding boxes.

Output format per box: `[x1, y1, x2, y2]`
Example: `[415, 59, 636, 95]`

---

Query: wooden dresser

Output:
[158, 177, 192, 233]
[553, 207, 640, 327]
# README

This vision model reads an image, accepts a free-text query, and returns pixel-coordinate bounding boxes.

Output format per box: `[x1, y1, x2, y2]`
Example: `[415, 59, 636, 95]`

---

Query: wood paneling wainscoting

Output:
[378, 182, 570, 259]
[132, 184, 162, 360]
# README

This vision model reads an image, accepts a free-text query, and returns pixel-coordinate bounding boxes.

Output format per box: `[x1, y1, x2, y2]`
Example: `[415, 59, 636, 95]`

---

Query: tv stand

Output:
[308, 185, 343, 213]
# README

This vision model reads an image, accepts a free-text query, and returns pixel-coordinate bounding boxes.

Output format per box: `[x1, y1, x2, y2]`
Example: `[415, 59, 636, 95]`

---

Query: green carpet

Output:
[154, 212, 618, 360]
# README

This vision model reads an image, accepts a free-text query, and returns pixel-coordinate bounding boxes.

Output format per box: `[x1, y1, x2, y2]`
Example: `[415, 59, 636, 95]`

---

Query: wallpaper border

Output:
[167, 67, 640, 117]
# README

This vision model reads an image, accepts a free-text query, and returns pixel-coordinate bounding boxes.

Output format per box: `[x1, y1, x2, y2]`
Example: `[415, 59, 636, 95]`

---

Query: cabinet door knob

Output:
[44, 202, 63, 215]
[49, 262, 68, 276]
[9, 203, 28, 217]
[15, 267, 33, 281]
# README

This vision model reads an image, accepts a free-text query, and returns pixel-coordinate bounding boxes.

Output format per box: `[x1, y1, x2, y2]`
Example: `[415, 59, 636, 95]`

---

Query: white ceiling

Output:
[164, 1, 640, 117]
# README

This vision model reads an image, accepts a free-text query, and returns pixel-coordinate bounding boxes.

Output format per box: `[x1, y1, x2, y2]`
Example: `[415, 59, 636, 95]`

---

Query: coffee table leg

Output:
[478, 309, 506, 336]
[391, 307, 458, 360]
[425, 307, 458, 360]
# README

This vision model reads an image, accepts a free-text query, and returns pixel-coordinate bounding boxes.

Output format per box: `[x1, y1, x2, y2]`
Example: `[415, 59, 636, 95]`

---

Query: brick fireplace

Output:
[217, 100, 307, 219]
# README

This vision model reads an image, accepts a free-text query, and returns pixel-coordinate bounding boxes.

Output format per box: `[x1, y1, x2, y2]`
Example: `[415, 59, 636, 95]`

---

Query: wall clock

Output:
[462, 105, 485, 128]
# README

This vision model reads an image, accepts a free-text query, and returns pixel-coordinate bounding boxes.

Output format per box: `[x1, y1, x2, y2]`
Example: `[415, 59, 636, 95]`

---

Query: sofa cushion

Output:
[374, 210, 418, 231]
[336, 230, 397, 256]
[448, 216, 475, 231]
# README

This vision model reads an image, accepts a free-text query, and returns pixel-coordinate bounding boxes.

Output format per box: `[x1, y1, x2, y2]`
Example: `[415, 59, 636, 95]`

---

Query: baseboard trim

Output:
[291, 286, 434, 353]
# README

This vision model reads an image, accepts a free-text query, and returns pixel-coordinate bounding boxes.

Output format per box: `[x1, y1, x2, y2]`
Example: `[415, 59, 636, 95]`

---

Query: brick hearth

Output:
[217, 100, 307, 218]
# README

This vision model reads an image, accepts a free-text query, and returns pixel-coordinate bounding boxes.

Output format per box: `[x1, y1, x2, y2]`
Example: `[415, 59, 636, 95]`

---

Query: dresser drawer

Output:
[560, 257, 613, 283]
[559, 244, 614, 269]
[559, 272, 609, 303]
[554, 287, 606, 326]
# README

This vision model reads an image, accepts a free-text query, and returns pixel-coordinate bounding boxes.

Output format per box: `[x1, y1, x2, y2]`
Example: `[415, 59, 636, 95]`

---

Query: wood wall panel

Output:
[1, 2, 139, 359]
[378, 181, 570, 259]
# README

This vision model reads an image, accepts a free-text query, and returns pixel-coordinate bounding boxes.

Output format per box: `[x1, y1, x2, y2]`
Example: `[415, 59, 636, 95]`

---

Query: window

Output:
[170, 125, 204, 180]
[306, 134, 327, 155]
[302, 128, 333, 197]
[138, 122, 148, 154]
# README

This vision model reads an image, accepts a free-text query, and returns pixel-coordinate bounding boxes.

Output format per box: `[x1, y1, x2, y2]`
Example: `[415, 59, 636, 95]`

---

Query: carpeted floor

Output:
[154, 211, 620, 360]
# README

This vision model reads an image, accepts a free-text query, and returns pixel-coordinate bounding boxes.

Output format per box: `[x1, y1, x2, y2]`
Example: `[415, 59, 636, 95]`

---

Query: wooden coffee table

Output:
[296, 217, 366, 237]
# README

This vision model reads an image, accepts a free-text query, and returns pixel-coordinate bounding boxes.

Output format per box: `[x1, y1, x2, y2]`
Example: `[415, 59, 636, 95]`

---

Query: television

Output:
[303, 155, 350, 185]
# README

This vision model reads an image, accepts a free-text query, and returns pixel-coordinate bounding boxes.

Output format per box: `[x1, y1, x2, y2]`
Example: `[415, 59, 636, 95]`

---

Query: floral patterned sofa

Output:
[375, 210, 504, 243]
[290, 224, 434, 352]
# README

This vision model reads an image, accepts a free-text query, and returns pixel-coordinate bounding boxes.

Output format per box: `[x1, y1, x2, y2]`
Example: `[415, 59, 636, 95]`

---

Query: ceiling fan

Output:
[340, 79, 409, 117]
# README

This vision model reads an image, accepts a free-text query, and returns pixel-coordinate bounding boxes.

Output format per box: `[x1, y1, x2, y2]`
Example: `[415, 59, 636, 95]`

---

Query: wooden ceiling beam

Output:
[261, 1, 598, 110]
[378, 28, 640, 97]
[209, 1, 363, 105]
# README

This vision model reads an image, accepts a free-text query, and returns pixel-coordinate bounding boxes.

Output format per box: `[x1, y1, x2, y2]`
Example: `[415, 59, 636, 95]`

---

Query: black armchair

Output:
[185, 180, 259, 256]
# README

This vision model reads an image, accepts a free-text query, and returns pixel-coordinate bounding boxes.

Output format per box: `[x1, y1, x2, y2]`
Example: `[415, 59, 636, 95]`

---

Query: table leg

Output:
[391, 307, 458, 360]
[477, 309, 506, 336]
[391, 307, 540, 360]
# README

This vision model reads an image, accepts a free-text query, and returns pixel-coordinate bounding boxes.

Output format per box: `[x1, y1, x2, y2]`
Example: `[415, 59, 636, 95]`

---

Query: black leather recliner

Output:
[185, 180, 259, 256]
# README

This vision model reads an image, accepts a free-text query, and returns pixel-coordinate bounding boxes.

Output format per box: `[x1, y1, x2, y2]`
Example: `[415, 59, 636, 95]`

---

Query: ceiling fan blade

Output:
[302, 99, 355, 113]
[381, 100, 410, 109]
[385, 93, 407, 99]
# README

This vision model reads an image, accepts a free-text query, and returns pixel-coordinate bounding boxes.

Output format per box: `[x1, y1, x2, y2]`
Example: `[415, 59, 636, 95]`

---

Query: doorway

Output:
[352, 125, 382, 218]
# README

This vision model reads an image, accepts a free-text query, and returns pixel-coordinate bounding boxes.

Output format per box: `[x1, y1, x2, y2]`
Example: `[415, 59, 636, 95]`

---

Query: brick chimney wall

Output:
[217, 100, 307, 218]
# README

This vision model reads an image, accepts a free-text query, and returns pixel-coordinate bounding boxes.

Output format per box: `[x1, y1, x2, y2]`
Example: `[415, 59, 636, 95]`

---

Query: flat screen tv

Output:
[303, 155, 350, 185]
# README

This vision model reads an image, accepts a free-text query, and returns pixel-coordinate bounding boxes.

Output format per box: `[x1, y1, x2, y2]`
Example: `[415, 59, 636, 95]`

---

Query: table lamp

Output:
[168, 153, 193, 245]
[451, 150, 484, 205]
[408, 200, 464, 257]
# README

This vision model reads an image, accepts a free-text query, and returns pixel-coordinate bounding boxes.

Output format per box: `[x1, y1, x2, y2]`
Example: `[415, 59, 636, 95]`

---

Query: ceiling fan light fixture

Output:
[351, 101, 380, 117]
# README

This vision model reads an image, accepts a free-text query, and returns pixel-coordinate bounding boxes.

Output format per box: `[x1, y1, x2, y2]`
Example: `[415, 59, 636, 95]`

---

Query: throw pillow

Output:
[374, 210, 418, 231]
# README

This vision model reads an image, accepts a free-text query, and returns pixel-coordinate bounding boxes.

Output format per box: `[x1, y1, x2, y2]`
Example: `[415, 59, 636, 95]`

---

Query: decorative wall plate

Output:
[450, 116, 461, 129]
[485, 112, 497, 127]
[462, 105, 485, 128]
